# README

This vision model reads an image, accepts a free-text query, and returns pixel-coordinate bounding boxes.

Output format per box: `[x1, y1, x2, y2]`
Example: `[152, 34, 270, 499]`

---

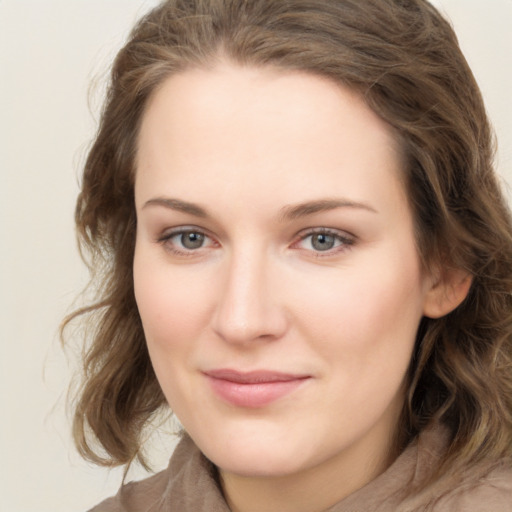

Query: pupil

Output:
[312, 233, 335, 251]
[182, 232, 204, 249]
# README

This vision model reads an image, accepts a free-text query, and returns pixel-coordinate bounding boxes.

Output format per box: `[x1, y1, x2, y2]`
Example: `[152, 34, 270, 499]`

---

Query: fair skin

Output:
[133, 62, 467, 512]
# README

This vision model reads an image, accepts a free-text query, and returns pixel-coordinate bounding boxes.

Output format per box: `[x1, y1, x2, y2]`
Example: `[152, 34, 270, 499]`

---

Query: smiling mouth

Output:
[204, 369, 311, 408]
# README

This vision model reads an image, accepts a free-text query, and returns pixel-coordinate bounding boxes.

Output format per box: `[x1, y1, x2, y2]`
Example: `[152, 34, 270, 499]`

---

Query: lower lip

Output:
[206, 376, 309, 408]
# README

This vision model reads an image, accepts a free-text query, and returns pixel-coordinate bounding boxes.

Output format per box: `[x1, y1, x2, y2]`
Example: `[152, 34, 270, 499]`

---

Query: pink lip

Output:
[204, 369, 310, 408]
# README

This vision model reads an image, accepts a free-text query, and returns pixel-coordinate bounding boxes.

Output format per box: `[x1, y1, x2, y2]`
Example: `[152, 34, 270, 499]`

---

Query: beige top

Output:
[89, 427, 512, 512]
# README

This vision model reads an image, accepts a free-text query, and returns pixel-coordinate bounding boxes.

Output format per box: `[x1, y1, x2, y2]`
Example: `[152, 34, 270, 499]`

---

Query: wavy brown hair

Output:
[64, 0, 512, 483]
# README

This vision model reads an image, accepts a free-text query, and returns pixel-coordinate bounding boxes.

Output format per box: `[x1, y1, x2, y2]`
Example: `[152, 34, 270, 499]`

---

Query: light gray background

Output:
[1, 1, 511, 511]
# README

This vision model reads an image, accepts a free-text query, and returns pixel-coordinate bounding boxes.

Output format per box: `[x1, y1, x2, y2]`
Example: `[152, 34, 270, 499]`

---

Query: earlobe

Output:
[423, 268, 473, 319]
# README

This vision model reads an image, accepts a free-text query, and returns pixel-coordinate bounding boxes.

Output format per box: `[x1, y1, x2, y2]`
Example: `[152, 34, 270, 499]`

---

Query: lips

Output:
[204, 369, 310, 408]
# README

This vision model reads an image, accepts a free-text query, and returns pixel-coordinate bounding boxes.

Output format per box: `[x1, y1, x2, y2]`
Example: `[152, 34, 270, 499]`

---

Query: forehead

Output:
[139, 63, 400, 153]
[135, 63, 406, 216]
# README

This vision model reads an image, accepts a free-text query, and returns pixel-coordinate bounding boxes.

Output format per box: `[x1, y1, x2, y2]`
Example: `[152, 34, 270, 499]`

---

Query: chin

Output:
[212, 448, 306, 478]
[192, 424, 312, 477]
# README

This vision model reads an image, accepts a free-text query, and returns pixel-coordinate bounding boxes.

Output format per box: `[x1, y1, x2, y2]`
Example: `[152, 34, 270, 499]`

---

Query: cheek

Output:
[133, 255, 213, 410]
[293, 252, 425, 360]
[133, 252, 211, 355]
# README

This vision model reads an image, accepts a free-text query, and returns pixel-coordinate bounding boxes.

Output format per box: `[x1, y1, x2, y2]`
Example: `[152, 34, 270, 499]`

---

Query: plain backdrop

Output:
[1, 1, 511, 511]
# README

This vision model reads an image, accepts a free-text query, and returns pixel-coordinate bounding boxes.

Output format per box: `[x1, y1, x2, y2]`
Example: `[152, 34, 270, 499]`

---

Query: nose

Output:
[211, 249, 288, 345]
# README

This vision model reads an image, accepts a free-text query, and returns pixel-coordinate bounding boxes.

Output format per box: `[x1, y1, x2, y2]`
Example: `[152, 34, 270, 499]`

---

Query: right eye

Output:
[174, 231, 206, 249]
[158, 228, 217, 255]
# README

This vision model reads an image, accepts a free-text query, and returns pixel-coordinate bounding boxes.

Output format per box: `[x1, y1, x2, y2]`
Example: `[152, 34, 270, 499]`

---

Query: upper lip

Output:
[204, 369, 310, 384]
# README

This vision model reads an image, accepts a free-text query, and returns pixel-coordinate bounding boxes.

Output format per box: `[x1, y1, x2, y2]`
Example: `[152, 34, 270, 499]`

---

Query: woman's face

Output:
[134, 63, 435, 483]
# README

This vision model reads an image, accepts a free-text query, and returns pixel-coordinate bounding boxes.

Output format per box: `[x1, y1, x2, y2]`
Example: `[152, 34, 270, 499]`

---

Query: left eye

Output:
[297, 231, 353, 252]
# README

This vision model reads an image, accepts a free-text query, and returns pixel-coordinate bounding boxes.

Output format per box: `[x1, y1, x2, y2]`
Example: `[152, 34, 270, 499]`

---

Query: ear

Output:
[423, 266, 473, 319]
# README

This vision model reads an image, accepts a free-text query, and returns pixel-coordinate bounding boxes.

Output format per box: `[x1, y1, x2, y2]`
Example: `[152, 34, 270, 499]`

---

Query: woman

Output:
[66, 0, 512, 510]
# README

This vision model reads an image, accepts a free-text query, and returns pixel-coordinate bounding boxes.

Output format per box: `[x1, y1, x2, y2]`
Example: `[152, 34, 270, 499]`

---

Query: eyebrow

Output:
[142, 197, 209, 217]
[142, 196, 377, 220]
[279, 199, 377, 220]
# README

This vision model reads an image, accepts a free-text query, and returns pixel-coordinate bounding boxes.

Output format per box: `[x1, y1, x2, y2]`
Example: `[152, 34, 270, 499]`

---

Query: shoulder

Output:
[86, 435, 190, 512]
[392, 427, 512, 512]
[86, 435, 228, 512]
[429, 462, 512, 512]
[87, 469, 171, 512]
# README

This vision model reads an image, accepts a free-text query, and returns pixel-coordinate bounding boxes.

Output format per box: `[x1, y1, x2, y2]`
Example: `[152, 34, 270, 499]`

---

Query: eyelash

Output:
[157, 227, 355, 257]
